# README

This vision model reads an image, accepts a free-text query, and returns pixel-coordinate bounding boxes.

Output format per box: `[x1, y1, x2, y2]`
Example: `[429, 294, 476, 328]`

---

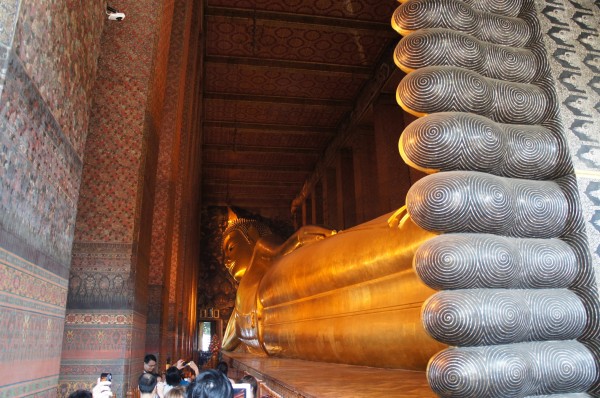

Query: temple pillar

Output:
[147, 0, 201, 369]
[352, 130, 380, 224]
[312, 183, 324, 225]
[373, 96, 412, 213]
[322, 167, 339, 230]
[336, 148, 357, 229]
[59, 1, 177, 396]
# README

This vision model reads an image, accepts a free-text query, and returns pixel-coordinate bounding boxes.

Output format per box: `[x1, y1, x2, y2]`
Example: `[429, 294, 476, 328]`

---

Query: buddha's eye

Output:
[228, 244, 234, 252]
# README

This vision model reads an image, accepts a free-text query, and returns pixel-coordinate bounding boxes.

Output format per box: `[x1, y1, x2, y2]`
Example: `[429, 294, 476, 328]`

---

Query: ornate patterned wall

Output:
[536, 0, 600, 307]
[59, 0, 177, 396]
[0, 1, 105, 396]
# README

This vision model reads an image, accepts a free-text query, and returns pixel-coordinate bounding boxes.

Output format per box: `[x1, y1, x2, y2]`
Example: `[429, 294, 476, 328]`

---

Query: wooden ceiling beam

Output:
[202, 197, 293, 208]
[203, 144, 320, 155]
[203, 179, 300, 188]
[206, 6, 394, 33]
[202, 120, 336, 135]
[204, 92, 352, 108]
[203, 163, 313, 172]
[205, 55, 372, 76]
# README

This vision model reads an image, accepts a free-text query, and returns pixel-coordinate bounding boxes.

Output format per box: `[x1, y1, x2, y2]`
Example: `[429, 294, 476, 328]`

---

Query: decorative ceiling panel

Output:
[203, 168, 309, 183]
[204, 63, 364, 100]
[201, 1, 398, 212]
[203, 150, 319, 168]
[204, 99, 349, 127]
[207, 0, 396, 22]
[206, 15, 392, 66]
[203, 126, 332, 148]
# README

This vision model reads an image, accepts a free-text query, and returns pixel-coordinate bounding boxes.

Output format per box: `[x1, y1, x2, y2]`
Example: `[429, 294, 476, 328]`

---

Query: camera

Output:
[106, 5, 125, 21]
[100, 373, 112, 382]
[108, 12, 125, 21]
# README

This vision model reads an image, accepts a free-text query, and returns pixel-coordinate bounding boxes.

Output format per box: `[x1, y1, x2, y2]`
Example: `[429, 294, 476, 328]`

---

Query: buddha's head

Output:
[222, 218, 272, 281]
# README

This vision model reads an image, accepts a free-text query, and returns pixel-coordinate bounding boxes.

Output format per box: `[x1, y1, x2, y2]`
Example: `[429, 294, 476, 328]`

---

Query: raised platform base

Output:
[223, 352, 435, 398]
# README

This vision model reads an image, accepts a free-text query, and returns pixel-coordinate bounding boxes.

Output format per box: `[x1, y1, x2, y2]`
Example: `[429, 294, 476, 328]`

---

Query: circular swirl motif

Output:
[392, 0, 531, 46]
[422, 290, 486, 346]
[395, 29, 537, 83]
[491, 80, 547, 124]
[484, 344, 536, 397]
[423, 290, 530, 346]
[508, 180, 568, 238]
[530, 341, 597, 394]
[428, 341, 596, 397]
[406, 173, 472, 232]
[397, 67, 547, 124]
[427, 348, 488, 397]
[414, 234, 483, 289]
[517, 239, 577, 288]
[466, 173, 514, 234]
[414, 234, 578, 290]
[462, 0, 523, 17]
[408, 171, 569, 238]
[400, 112, 563, 179]
[478, 13, 531, 47]
[525, 290, 586, 341]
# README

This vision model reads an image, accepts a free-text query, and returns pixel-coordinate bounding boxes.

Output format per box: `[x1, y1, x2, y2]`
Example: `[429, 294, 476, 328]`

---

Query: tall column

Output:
[312, 184, 324, 225]
[60, 1, 176, 396]
[322, 167, 339, 229]
[146, 0, 200, 368]
[352, 130, 380, 223]
[373, 96, 412, 214]
[337, 148, 356, 229]
[161, 0, 203, 364]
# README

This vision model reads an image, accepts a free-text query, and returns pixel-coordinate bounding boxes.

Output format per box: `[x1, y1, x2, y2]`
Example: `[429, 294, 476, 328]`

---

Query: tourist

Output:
[138, 372, 162, 398]
[144, 354, 158, 374]
[187, 370, 233, 398]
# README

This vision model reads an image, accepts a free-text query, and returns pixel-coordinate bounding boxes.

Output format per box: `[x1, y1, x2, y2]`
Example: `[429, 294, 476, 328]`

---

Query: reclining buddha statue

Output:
[220, 0, 600, 394]
[221, 209, 446, 370]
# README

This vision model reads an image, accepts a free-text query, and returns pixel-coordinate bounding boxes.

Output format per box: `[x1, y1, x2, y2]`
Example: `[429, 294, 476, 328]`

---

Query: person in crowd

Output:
[164, 366, 183, 395]
[144, 354, 158, 374]
[237, 375, 257, 398]
[165, 386, 186, 398]
[68, 390, 92, 398]
[180, 365, 196, 387]
[139, 372, 162, 398]
[187, 370, 233, 398]
[92, 377, 113, 398]
[215, 361, 235, 385]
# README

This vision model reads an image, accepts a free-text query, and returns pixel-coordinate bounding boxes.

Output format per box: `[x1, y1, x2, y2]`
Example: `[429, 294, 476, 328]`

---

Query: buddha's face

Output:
[222, 229, 255, 282]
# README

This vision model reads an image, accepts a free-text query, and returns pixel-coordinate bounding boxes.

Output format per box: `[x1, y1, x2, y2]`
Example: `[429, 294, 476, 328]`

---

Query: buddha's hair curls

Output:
[222, 218, 272, 246]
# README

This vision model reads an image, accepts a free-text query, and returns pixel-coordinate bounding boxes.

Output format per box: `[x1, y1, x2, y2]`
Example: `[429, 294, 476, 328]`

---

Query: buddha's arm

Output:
[222, 311, 240, 351]
[277, 225, 336, 257]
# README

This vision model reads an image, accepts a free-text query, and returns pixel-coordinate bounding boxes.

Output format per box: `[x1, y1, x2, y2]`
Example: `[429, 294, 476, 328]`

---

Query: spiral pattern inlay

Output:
[427, 341, 596, 397]
[392, 0, 532, 46]
[400, 112, 563, 179]
[407, 171, 567, 238]
[423, 289, 585, 346]
[395, 29, 537, 82]
[397, 66, 548, 124]
[415, 234, 578, 290]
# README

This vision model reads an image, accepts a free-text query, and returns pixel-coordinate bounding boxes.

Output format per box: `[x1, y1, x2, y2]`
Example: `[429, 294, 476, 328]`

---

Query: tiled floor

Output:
[224, 352, 436, 398]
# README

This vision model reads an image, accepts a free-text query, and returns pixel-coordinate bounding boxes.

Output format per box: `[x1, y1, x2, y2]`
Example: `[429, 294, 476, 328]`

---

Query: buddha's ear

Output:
[246, 224, 262, 243]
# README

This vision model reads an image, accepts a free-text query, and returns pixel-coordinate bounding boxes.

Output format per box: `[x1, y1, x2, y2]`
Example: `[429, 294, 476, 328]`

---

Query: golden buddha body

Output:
[222, 209, 446, 370]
